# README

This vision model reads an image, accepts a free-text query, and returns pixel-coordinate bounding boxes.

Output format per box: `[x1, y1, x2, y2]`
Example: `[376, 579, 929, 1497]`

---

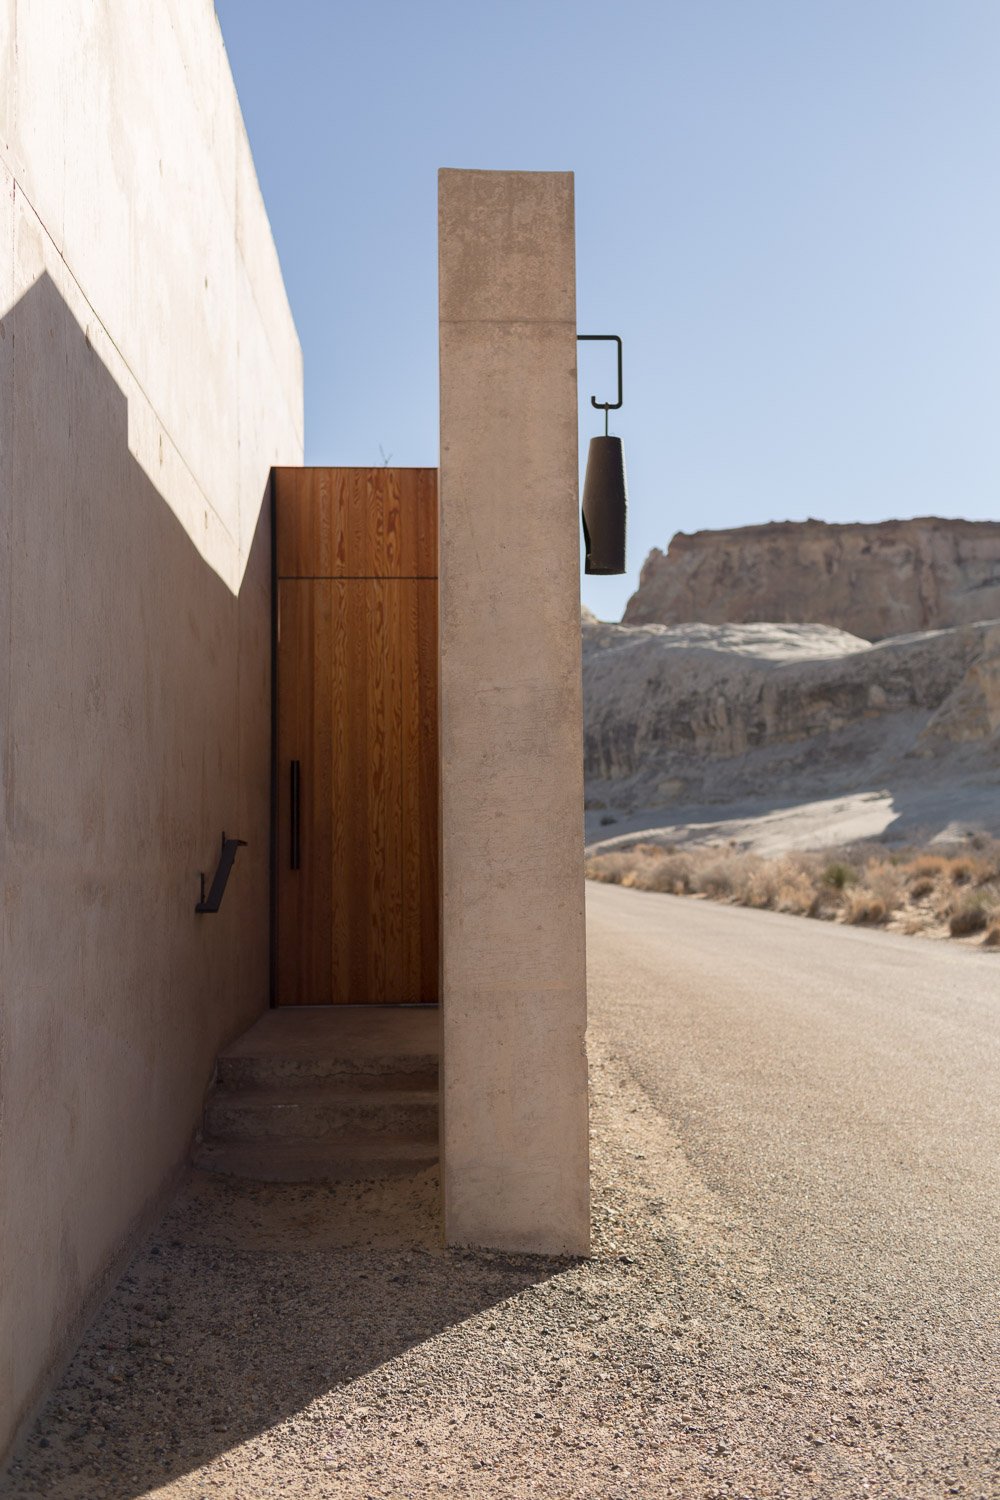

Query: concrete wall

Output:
[0, 0, 303, 1458]
[438, 169, 590, 1255]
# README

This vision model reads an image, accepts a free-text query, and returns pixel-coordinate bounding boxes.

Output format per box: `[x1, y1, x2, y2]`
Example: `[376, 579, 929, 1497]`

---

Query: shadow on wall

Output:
[0, 274, 272, 1458]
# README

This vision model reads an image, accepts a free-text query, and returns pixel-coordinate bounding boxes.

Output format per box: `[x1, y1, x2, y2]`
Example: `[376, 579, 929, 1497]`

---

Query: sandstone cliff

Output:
[583, 616, 1000, 812]
[623, 518, 1000, 640]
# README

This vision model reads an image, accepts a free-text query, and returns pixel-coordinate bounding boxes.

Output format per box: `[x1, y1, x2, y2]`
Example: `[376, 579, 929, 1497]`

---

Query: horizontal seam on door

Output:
[277, 574, 439, 581]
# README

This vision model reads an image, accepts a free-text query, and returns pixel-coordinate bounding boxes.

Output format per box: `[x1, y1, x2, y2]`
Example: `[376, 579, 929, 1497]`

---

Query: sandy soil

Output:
[4, 1013, 997, 1499]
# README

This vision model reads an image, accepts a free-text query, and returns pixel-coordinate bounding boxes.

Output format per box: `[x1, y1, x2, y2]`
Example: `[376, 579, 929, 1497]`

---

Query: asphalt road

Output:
[588, 881, 1000, 1491]
[6, 885, 997, 1500]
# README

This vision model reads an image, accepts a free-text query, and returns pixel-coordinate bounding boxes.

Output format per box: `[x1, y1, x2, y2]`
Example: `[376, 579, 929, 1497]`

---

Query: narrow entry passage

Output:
[273, 467, 439, 1004]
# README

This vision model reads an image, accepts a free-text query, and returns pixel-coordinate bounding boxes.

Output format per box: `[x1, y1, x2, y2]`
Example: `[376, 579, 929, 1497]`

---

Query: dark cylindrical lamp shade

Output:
[581, 435, 627, 575]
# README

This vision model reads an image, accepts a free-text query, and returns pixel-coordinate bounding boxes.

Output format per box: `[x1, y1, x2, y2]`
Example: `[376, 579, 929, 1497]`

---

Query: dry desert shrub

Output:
[638, 851, 695, 895]
[586, 836, 1000, 945]
[584, 851, 635, 885]
[948, 886, 1000, 938]
[744, 860, 782, 909]
[892, 842, 1000, 930]
[948, 896, 990, 937]
[942, 851, 995, 886]
[839, 857, 904, 925]
[900, 847, 1000, 888]
[773, 868, 819, 916]
[903, 853, 951, 881]
[692, 853, 746, 900]
[843, 888, 889, 926]
[618, 853, 662, 890]
[822, 860, 857, 890]
[586, 845, 699, 896]
[863, 862, 905, 911]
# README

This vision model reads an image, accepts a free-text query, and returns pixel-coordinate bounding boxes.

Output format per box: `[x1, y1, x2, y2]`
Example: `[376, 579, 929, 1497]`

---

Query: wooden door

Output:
[273, 468, 438, 1004]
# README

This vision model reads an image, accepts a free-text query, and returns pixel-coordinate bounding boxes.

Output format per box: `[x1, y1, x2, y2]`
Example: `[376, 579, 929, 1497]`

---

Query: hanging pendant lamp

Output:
[577, 334, 627, 575]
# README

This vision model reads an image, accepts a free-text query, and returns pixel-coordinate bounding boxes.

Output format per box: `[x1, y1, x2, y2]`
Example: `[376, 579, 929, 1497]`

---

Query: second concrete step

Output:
[193, 1005, 440, 1184]
[203, 1085, 438, 1143]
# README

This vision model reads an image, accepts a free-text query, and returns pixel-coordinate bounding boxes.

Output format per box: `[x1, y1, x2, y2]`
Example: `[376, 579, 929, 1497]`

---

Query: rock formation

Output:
[623, 518, 1000, 640]
[583, 616, 1000, 810]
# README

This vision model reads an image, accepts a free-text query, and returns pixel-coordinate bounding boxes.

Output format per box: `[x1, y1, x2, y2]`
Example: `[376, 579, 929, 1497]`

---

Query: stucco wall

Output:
[0, 0, 303, 1458]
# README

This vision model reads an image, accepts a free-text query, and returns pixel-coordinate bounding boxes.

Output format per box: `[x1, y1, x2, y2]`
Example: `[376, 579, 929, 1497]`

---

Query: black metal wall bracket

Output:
[577, 334, 623, 435]
[196, 833, 247, 914]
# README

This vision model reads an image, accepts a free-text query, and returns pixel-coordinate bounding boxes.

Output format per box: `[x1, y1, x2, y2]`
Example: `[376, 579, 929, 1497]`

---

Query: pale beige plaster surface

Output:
[438, 169, 590, 1256]
[0, 0, 302, 1461]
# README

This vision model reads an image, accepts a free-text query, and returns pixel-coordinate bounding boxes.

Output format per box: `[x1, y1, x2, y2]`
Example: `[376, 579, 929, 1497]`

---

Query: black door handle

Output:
[290, 760, 301, 870]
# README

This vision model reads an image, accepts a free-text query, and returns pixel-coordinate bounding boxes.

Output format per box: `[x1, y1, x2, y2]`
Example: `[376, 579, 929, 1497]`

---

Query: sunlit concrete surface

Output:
[0, 0, 302, 1462]
[437, 168, 590, 1255]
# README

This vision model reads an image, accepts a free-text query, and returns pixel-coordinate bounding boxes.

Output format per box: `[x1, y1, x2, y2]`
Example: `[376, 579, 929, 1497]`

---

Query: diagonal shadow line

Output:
[1, 269, 280, 1468]
[0, 273, 569, 1499]
[3, 1168, 569, 1498]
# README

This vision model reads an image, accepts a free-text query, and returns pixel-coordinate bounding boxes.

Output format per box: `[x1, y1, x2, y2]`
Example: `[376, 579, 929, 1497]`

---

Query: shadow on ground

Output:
[2, 1169, 565, 1499]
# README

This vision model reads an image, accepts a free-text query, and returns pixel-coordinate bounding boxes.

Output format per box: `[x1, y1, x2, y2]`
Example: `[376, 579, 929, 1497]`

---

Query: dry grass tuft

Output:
[949, 901, 988, 937]
[843, 889, 889, 926]
[585, 851, 636, 886]
[866, 864, 905, 911]
[774, 869, 819, 916]
[948, 887, 1000, 938]
[904, 854, 951, 880]
[696, 855, 745, 899]
[585, 835, 1000, 947]
[636, 850, 695, 895]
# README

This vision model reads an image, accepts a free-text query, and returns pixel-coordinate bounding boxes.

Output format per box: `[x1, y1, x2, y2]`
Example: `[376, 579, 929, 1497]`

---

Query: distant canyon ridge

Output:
[584, 516, 1000, 848]
[623, 517, 1000, 641]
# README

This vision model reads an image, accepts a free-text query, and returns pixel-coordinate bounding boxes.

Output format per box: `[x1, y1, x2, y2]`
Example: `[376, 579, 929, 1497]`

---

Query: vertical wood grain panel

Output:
[340, 578, 368, 1002]
[346, 471, 368, 579]
[275, 466, 437, 579]
[400, 578, 422, 1002]
[274, 580, 296, 1001]
[418, 468, 439, 578]
[309, 581, 334, 1003]
[382, 578, 405, 999]
[275, 580, 313, 1003]
[416, 579, 440, 1000]
[275, 468, 439, 1003]
[401, 577, 440, 1000]
[328, 582, 351, 1003]
[365, 578, 387, 1000]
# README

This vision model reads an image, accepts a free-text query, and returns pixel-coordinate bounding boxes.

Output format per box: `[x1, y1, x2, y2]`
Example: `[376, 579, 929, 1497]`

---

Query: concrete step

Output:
[203, 1086, 438, 1144]
[196, 1006, 440, 1185]
[216, 1056, 438, 1090]
[192, 1135, 438, 1184]
[215, 1006, 439, 1089]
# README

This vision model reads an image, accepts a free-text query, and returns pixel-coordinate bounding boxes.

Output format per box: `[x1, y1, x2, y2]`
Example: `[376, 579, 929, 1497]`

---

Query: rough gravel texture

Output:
[4, 892, 998, 1498]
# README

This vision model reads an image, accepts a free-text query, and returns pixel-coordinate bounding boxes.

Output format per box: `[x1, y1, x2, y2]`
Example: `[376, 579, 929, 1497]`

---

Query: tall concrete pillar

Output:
[438, 168, 589, 1255]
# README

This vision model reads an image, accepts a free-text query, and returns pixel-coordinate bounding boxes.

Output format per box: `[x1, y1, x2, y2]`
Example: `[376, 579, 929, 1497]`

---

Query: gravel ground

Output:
[3, 1008, 998, 1498]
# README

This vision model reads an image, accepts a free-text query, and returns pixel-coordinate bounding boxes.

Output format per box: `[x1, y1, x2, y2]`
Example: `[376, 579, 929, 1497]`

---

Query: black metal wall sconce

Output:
[578, 333, 627, 575]
[196, 833, 247, 914]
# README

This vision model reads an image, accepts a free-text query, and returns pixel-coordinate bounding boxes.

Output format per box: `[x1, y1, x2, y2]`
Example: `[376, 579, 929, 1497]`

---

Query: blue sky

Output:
[216, 0, 1000, 620]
